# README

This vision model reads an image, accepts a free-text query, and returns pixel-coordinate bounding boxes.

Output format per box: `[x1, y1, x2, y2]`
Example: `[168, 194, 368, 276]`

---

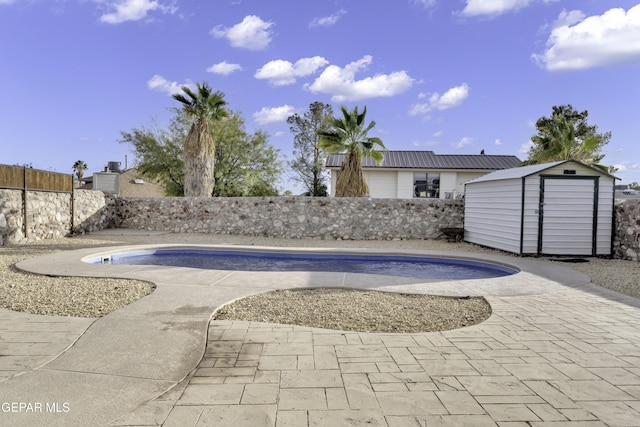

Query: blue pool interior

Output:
[88, 249, 518, 280]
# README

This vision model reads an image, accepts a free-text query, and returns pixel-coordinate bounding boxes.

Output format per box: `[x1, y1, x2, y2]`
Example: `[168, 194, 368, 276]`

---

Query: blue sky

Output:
[2, 0, 640, 191]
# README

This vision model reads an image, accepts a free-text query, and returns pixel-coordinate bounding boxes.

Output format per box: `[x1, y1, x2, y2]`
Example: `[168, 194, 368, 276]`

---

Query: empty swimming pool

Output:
[88, 248, 518, 280]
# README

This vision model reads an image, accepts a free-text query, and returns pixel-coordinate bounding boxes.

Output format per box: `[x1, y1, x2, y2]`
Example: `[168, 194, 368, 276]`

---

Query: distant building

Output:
[80, 168, 166, 197]
[325, 150, 521, 199]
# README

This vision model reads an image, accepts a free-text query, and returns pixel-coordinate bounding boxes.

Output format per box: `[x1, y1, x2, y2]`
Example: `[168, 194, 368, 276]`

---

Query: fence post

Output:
[22, 165, 28, 239]
[71, 188, 75, 235]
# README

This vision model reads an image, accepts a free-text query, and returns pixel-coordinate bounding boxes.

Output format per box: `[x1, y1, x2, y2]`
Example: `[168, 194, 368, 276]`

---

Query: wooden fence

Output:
[0, 164, 73, 192]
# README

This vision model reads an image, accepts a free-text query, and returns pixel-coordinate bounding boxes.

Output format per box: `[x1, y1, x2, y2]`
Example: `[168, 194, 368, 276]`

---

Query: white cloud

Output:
[305, 55, 414, 102]
[409, 83, 469, 115]
[253, 105, 297, 125]
[147, 74, 193, 95]
[211, 15, 274, 51]
[460, 0, 558, 17]
[452, 136, 474, 149]
[494, 139, 502, 145]
[99, 0, 175, 24]
[255, 56, 329, 86]
[518, 140, 534, 154]
[461, 0, 531, 17]
[309, 9, 346, 28]
[207, 61, 243, 75]
[0, 0, 16, 5]
[533, 5, 640, 71]
[432, 130, 444, 138]
[411, 0, 437, 8]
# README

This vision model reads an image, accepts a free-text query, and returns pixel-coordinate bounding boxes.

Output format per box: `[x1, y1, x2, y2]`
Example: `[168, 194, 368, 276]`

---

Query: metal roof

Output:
[464, 160, 615, 185]
[325, 150, 521, 170]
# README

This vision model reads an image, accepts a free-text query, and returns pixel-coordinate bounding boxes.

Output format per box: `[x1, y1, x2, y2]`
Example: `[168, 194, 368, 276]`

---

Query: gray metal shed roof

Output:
[325, 151, 521, 170]
[464, 160, 615, 185]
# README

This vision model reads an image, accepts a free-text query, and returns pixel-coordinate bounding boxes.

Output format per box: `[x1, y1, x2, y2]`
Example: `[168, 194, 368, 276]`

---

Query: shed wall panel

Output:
[521, 177, 541, 253]
[464, 179, 522, 254]
[596, 178, 614, 255]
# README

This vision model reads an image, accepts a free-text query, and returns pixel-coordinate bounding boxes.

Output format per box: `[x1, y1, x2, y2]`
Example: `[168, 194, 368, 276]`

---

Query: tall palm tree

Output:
[72, 160, 87, 182]
[173, 82, 228, 197]
[318, 105, 385, 197]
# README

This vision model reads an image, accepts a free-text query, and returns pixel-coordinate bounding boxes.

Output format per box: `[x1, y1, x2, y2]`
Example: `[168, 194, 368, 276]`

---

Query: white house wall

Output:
[464, 179, 523, 254]
[366, 171, 398, 198]
[331, 170, 501, 199]
[438, 172, 457, 199]
[397, 172, 414, 199]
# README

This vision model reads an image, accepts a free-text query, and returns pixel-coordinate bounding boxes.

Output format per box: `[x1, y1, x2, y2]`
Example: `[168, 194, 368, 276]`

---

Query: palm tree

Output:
[173, 82, 228, 197]
[72, 160, 87, 182]
[318, 105, 385, 197]
[525, 114, 607, 172]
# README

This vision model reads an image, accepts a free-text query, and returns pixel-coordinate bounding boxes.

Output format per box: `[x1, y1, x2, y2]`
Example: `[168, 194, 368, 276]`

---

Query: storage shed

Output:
[463, 160, 616, 256]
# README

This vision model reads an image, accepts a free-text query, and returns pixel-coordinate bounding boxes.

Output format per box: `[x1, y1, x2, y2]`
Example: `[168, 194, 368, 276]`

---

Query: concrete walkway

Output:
[3, 244, 640, 426]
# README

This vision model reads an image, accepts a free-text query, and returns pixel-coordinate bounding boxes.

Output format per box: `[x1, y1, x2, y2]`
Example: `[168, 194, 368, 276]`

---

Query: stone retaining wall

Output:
[0, 189, 24, 244]
[3, 191, 639, 261]
[115, 197, 464, 240]
[73, 190, 118, 235]
[0, 189, 115, 244]
[614, 199, 640, 261]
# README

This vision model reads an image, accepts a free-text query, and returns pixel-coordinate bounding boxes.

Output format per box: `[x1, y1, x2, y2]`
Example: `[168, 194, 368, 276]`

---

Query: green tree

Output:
[120, 110, 283, 197]
[629, 182, 640, 190]
[120, 120, 184, 196]
[210, 112, 282, 196]
[287, 102, 333, 196]
[173, 82, 228, 197]
[524, 104, 612, 171]
[318, 105, 385, 197]
[72, 160, 87, 182]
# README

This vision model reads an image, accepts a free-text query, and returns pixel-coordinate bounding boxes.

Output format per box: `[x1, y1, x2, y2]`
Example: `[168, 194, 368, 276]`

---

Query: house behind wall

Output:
[326, 151, 521, 199]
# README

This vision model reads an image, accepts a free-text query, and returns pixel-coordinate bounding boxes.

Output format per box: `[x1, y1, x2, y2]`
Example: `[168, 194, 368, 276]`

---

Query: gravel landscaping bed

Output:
[1, 232, 638, 332]
[213, 288, 491, 333]
[0, 239, 154, 318]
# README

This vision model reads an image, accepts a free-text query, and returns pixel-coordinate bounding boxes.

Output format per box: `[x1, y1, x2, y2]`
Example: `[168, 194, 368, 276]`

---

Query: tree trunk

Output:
[335, 150, 368, 197]
[183, 120, 215, 197]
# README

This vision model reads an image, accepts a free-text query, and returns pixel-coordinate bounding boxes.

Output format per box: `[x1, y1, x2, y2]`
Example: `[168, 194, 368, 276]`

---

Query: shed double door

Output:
[538, 176, 598, 256]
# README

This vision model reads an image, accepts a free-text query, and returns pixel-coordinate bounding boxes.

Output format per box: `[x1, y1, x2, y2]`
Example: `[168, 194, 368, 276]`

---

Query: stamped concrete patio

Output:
[2, 233, 640, 426]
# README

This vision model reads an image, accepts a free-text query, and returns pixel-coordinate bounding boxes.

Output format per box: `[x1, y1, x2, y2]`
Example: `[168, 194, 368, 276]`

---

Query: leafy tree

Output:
[120, 110, 283, 197]
[524, 104, 611, 171]
[318, 105, 385, 197]
[209, 112, 282, 196]
[287, 102, 333, 196]
[72, 160, 88, 181]
[629, 182, 640, 190]
[173, 82, 228, 197]
[120, 120, 184, 196]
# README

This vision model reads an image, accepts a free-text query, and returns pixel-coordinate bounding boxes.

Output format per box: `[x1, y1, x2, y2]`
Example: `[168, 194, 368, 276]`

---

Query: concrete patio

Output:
[1, 238, 639, 426]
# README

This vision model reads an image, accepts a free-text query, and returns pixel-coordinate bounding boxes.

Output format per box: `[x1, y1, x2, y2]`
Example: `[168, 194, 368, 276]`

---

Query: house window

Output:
[413, 173, 440, 198]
